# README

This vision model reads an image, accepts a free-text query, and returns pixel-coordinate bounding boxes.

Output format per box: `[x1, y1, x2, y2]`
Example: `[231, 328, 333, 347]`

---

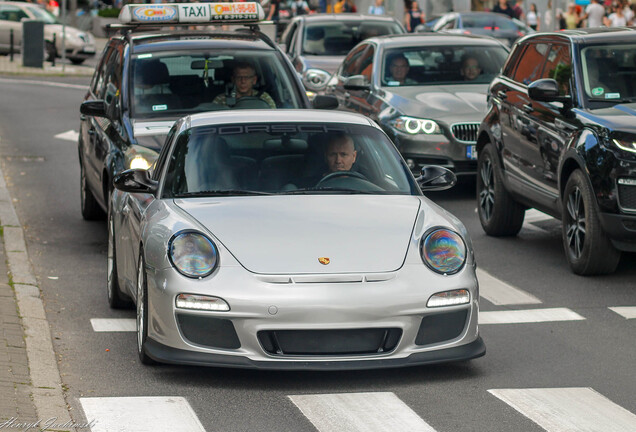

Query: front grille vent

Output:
[451, 123, 480, 143]
[618, 183, 636, 212]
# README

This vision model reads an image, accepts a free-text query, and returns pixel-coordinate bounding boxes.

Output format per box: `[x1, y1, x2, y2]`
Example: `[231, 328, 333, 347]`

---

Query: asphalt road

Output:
[0, 77, 635, 432]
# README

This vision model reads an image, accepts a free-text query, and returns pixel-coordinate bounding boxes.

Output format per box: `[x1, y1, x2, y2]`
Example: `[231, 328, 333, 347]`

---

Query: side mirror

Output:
[312, 95, 339, 110]
[80, 100, 108, 118]
[113, 169, 158, 194]
[344, 75, 371, 91]
[416, 165, 457, 191]
[528, 78, 570, 104]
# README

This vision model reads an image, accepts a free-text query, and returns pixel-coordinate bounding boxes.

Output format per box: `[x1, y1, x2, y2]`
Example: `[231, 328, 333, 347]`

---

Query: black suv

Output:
[476, 28, 636, 275]
[79, 10, 325, 221]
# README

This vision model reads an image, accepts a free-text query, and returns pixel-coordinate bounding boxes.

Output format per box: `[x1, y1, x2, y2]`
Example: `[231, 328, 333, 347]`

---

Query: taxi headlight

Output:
[420, 228, 466, 275]
[302, 68, 331, 91]
[124, 145, 159, 171]
[612, 138, 636, 153]
[168, 232, 218, 278]
[390, 116, 442, 135]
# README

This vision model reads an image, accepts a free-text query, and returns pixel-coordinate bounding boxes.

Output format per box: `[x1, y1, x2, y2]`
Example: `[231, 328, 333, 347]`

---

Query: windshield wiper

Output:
[176, 190, 271, 197]
[588, 97, 636, 103]
[279, 187, 373, 194]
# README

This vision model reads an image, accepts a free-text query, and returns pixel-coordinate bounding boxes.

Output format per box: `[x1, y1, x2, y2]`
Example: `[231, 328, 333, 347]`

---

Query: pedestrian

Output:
[581, 0, 605, 27]
[513, 0, 525, 20]
[526, 3, 540, 30]
[603, 2, 627, 26]
[543, 0, 554, 30]
[291, 0, 310, 16]
[621, 0, 634, 25]
[318, 0, 331, 13]
[334, 0, 356, 13]
[564, 3, 580, 29]
[368, 0, 385, 15]
[492, 0, 516, 19]
[405, 1, 425, 32]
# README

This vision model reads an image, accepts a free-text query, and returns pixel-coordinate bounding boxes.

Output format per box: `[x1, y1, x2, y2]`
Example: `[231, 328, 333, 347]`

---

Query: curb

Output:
[0, 163, 75, 430]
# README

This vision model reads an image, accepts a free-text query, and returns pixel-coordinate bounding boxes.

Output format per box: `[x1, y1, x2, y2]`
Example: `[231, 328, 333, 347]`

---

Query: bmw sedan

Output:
[108, 109, 484, 369]
[325, 34, 509, 175]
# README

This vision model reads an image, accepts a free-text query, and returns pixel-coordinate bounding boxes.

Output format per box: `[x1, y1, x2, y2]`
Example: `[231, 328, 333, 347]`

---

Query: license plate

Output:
[466, 145, 477, 160]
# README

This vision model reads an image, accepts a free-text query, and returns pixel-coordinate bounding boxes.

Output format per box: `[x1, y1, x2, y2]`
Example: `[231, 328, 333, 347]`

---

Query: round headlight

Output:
[168, 232, 218, 278]
[420, 228, 466, 275]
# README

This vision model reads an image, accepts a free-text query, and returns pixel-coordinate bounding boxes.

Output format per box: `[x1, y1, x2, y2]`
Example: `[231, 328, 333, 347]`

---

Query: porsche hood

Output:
[174, 195, 422, 274]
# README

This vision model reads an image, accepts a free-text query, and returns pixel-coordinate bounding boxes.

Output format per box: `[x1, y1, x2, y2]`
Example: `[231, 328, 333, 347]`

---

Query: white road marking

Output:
[288, 392, 437, 432]
[0, 77, 88, 90]
[477, 269, 542, 306]
[609, 306, 636, 319]
[524, 209, 554, 223]
[90, 318, 136, 332]
[54, 130, 79, 142]
[80, 396, 206, 432]
[489, 387, 636, 432]
[480, 308, 585, 324]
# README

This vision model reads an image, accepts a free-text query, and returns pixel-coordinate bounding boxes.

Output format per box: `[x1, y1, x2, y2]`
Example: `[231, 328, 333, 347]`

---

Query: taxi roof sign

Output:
[119, 2, 265, 25]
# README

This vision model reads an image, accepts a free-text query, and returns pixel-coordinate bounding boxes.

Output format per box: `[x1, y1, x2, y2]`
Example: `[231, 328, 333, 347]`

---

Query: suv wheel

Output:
[80, 161, 105, 220]
[477, 143, 525, 236]
[562, 170, 621, 275]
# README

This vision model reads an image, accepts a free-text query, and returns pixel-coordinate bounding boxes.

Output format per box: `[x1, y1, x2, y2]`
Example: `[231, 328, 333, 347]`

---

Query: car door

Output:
[501, 41, 549, 187]
[524, 41, 578, 206]
[0, 4, 28, 51]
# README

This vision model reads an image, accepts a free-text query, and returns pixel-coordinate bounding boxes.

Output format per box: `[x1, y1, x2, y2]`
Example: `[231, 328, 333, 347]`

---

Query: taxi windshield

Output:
[130, 50, 303, 118]
[302, 21, 403, 56]
[382, 45, 509, 86]
[162, 123, 420, 197]
[581, 44, 636, 104]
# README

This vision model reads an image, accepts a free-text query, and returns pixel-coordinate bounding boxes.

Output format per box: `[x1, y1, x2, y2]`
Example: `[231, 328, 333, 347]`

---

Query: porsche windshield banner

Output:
[119, 2, 265, 24]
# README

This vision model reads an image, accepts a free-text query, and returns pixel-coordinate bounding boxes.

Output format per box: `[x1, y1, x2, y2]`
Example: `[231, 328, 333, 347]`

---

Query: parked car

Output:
[279, 13, 405, 94]
[109, 108, 485, 368]
[431, 12, 533, 47]
[78, 2, 337, 224]
[476, 29, 636, 275]
[325, 33, 509, 175]
[0, 0, 95, 63]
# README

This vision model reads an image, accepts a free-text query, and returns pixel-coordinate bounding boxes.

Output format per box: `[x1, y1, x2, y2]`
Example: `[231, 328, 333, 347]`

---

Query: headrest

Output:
[306, 27, 325, 40]
[135, 60, 170, 87]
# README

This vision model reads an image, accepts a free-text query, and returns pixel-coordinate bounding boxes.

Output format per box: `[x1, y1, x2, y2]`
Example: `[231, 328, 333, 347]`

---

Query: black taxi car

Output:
[476, 28, 636, 275]
[79, 2, 332, 220]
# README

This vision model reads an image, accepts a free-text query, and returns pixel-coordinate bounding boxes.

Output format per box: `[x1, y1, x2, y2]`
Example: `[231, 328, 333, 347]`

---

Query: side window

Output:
[442, 19, 456, 30]
[512, 42, 549, 85]
[502, 44, 525, 78]
[340, 44, 367, 79]
[358, 46, 375, 81]
[92, 45, 115, 96]
[0, 6, 28, 22]
[282, 22, 297, 53]
[541, 44, 572, 96]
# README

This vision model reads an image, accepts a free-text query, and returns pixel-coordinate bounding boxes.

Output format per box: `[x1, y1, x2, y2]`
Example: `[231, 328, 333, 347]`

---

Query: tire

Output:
[136, 252, 157, 365]
[562, 170, 621, 275]
[476, 143, 525, 236]
[80, 160, 105, 220]
[107, 209, 132, 309]
[70, 58, 85, 65]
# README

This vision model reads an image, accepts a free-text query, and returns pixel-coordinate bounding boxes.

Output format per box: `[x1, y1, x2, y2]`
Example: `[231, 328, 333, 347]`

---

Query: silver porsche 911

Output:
[108, 109, 485, 369]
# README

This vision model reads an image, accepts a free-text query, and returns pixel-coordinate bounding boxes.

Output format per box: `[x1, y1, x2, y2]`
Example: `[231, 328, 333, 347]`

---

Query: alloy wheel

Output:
[136, 258, 145, 354]
[107, 216, 115, 302]
[565, 186, 586, 259]
[479, 158, 495, 221]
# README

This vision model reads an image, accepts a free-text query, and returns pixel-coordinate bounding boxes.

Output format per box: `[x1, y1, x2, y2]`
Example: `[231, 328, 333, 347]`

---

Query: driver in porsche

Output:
[213, 62, 277, 109]
[325, 133, 357, 173]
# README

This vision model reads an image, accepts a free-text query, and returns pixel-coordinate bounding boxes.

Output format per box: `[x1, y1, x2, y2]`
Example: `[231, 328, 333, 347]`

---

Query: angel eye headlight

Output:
[390, 116, 442, 135]
[168, 232, 218, 278]
[612, 138, 636, 153]
[420, 228, 466, 275]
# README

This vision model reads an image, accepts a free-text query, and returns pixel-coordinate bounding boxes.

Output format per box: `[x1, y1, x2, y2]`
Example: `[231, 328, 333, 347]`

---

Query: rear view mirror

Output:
[344, 75, 371, 91]
[113, 169, 158, 194]
[528, 78, 570, 104]
[190, 59, 223, 70]
[312, 95, 338, 110]
[80, 100, 108, 118]
[417, 165, 457, 191]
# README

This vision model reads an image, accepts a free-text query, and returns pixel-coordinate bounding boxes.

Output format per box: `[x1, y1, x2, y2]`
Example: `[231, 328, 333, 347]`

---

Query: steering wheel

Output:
[233, 96, 272, 109]
[316, 170, 368, 186]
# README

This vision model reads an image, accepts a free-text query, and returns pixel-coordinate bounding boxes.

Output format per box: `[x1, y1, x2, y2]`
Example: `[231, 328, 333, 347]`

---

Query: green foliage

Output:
[98, 8, 121, 18]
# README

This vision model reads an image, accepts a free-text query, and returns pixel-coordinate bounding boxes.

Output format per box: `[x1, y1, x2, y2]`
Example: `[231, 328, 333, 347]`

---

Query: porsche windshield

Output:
[130, 50, 303, 118]
[382, 45, 509, 86]
[162, 123, 420, 197]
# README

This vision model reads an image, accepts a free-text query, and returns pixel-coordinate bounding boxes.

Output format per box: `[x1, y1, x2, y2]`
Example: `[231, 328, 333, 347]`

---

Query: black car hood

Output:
[299, 55, 344, 75]
[383, 85, 489, 123]
[577, 103, 636, 134]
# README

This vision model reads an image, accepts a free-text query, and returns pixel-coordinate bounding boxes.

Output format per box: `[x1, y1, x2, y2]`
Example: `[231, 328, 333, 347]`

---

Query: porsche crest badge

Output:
[318, 257, 330, 265]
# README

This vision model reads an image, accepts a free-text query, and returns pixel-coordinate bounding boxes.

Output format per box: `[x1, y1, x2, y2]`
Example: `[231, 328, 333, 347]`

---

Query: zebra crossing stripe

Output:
[477, 269, 542, 306]
[480, 308, 585, 324]
[288, 392, 437, 432]
[90, 318, 136, 332]
[609, 307, 636, 319]
[489, 387, 636, 432]
[80, 396, 206, 432]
